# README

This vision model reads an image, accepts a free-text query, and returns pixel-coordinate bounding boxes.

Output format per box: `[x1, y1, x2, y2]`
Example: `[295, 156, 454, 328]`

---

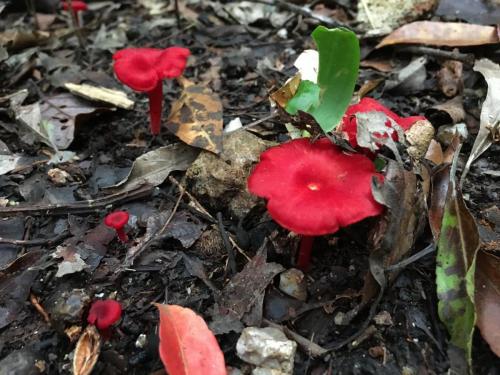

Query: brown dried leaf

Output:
[0, 29, 51, 51]
[73, 325, 101, 375]
[436, 60, 463, 98]
[166, 78, 223, 154]
[377, 22, 499, 48]
[270, 74, 302, 108]
[475, 250, 500, 357]
[425, 96, 465, 126]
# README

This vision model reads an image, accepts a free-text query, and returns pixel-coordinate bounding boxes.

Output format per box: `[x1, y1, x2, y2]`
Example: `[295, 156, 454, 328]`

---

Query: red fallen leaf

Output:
[155, 304, 226, 375]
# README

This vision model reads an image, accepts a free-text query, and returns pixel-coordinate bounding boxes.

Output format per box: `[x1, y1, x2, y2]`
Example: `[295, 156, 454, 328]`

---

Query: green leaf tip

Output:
[286, 26, 360, 133]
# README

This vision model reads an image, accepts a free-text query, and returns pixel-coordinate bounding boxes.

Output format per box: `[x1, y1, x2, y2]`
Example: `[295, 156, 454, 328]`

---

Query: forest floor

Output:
[0, 0, 499, 374]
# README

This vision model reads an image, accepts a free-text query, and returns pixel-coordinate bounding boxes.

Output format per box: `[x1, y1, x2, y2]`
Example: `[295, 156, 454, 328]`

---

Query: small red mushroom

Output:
[248, 138, 384, 270]
[61, 0, 88, 26]
[339, 97, 426, 149]
[87, 299, 122, 330]
[104, 211, 129, 243]
[112, 47, 190, 135]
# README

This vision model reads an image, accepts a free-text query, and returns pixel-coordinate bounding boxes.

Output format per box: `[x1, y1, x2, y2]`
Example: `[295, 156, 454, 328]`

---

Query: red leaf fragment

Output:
[156, 304, 226, 375]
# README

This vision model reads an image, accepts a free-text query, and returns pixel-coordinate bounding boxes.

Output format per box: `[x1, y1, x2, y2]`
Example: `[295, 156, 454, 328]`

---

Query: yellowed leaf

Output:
[166, 78, 223, 154]
[270, 74, 301, 108]
[377, 22, 499, 48]
[73, 325, 101, 375]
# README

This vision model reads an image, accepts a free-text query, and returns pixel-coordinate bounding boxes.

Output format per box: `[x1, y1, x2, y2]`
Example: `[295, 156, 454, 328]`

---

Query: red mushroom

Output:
[339, 97, 425, 149]
[248, 138, 384, 270]
[61, 0, 88, 26]
[104, 211, 129, 243]
[112, 47, 190, 135]
[87, 300, 122, 330]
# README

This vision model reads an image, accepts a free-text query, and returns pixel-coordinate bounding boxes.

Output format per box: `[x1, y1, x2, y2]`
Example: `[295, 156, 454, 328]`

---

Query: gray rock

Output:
[186, 130, 275, 219]
[236, 327, 296, 375]
[278, 269, 307, 301]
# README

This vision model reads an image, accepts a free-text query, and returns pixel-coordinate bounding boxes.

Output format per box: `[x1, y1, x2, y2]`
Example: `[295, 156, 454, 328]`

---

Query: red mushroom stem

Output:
[115, 227, 128, 243]
[148, 81, 163, 136]
[297, 235, 314, 270]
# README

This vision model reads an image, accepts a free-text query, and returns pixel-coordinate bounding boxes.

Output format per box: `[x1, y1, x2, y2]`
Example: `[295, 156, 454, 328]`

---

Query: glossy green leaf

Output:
[285, 80, 320, 115]
[288, 26, 359, 133]
[436, 180, 479, 367]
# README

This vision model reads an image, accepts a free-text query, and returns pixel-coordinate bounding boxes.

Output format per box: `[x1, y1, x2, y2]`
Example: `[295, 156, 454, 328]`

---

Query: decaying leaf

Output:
[155, 304, 226, 375]
[210, 244, 284, 334]
[475, 250, 500, 357]
[73, 325, 101, 375]
[0, 29, 51, 51]
[461, 59, 500, 184]
[377, 22, 499, 48]
[64, 83, 134, 110]
[108, 143, 199, 193]
[167, 78, 223, 154]
[270, 74, 302, 108]
[14, 93, 111, 150]
[436, 150, 480, 368]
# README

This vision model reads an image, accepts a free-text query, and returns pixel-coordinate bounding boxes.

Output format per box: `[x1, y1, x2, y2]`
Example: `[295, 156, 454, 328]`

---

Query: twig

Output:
[217, 212, 237, 276]
[0, 185, 154, 217]
[385, 244, 435, 272]
[397, 46, 475, 66]
[263, 319, 328, 357]
[250, 0, 347, 28]
[174, 0, 181, 28]
[240, 113, 278, 131]
[65, 0, 86, 49]
[0, 231, 71, 248]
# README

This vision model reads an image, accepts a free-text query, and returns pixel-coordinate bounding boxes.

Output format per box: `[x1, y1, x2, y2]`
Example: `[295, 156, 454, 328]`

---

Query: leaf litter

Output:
[1, 1, 499, 374]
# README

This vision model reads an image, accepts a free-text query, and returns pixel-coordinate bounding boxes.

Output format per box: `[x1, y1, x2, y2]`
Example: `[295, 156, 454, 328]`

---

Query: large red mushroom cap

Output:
[339, 97, 426, 148]
[112, 47, 190, 91]
[62, 0, 88, 12]
[87, 300, 122, 330]
[248, 138, 384, 236]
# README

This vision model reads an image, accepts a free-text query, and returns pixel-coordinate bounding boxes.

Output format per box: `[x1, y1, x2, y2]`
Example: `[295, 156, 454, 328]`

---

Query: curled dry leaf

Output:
[64, 83, 134, 110]
[475, 250, 500, 357]
[155, 303, 226, 375]
[73, 325, 101, 375]
[376, 22, 499, 48]
[461, 59, 500, 185]
[167, 78, 223, 154]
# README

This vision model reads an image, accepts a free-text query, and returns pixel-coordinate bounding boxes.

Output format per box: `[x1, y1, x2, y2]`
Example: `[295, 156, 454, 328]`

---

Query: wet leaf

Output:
[461, 59, 500, 184]
[155, 303, 226, 375]
[475, 250, 500, 357]
[290, 26, 359, 132]
[436, 160, 480, 366]
[73, 325, 101, 375]
[210, 244, 284, 334]
[108, 143, 199, 193]
[14, 93, 111, 150]
[167, 78, 223, 154]
[52, 245, 88, 277]
[377, 22, 499, 48]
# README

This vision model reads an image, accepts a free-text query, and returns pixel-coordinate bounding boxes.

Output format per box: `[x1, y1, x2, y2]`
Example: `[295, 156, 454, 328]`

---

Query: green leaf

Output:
[436, 179, 479, 367]
[285, 80, 320, 115]
[293, 26, 359, 133]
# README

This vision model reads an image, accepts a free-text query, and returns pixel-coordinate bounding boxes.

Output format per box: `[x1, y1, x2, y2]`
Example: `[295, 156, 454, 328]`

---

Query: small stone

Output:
[135, 334, 147, 349]
[436, 123, 468, 146]
[46, 288, 91, 325]
[405, 119, 435, 161]
[279, 269, 307, 301]
[236, 327, 297, 375]
[373, 310, 393, 326]
[47, 168, 71, 185]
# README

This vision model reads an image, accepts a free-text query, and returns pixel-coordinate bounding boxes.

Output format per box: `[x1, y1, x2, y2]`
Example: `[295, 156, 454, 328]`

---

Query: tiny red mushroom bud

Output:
[87, 300, 122, 330]
[248, 138, 384, 270]
[112, 47, 190, 135]
[104, 211, 130, 242]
